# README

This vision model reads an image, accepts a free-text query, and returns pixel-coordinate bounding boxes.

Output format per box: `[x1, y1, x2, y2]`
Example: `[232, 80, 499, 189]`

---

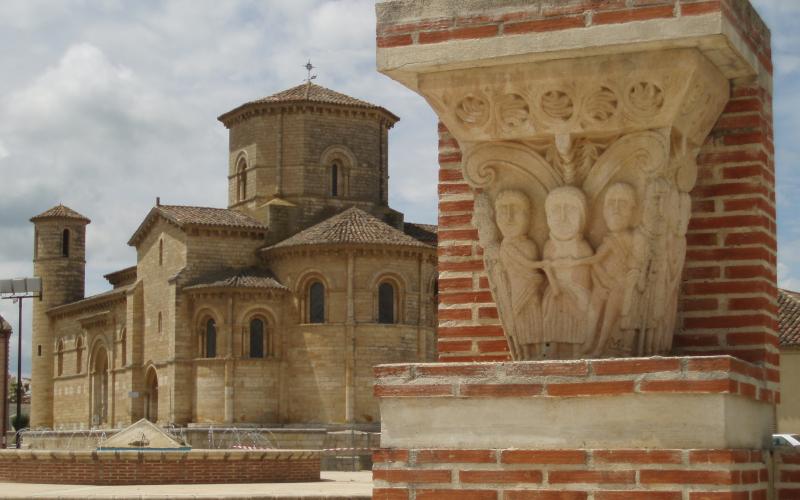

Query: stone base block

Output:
[373, 356, 775, 497]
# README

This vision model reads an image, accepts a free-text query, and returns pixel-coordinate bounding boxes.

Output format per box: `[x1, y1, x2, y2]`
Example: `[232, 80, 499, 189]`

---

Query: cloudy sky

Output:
[0, 0, 796, 378]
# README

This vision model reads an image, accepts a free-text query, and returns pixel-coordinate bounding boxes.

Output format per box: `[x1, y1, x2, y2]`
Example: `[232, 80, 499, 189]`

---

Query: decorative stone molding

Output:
[418, 49, 729, 360]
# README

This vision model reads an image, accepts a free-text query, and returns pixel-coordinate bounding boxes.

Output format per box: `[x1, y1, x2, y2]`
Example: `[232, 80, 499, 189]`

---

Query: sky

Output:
[0, 0, 797, 378]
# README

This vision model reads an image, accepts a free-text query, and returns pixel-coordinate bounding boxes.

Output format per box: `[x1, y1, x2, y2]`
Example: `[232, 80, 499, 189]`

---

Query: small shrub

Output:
[12, 413, 29, 431]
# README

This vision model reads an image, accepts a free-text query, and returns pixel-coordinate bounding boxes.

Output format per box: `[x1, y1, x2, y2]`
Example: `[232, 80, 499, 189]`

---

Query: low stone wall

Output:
[0, 449, 320, 485]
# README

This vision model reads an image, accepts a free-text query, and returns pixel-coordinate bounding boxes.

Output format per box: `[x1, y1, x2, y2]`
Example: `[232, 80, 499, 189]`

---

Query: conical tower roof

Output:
[218, 82, 399, 126]
[30, 204, 90, 223]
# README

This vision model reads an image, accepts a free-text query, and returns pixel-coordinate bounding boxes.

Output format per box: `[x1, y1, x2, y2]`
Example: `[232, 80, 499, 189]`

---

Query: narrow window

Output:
[158, 312, 162, 334]
[249, 319, 264, 358]
[159, 239, 163, 266]
[237, 160, 247, 202]
[205, 319, 217, 358]
[120, 330, 127, 367]
[37, 345, 42, 356]
[76, 337, 83, 373]
[331, 163, 339, 197]
[309, 281, 325, 324]
[62, 229, 70, 257]
[34, 229, 39, 260]
[378, 282, 396, 324]
[57, 340, 64, 376]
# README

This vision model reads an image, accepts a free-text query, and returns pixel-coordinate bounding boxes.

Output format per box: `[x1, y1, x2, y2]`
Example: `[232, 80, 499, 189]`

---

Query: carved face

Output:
[545, 186, 587, 241]
[495, 190, 530, 238]
[603, 182, 636, 232]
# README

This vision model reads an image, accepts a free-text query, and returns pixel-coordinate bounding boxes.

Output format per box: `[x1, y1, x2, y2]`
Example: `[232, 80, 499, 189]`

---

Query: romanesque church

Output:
[28, 82, 438, 429]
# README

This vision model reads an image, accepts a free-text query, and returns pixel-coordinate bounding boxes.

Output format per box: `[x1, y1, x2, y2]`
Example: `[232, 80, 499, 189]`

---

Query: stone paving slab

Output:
[0, 471, 372, 499]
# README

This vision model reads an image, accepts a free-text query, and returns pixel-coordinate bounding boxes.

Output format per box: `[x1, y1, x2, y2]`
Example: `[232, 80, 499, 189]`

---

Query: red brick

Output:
[684, 266, 721, 280]
[597, 492, 681, 500]
[439, 213, 473, 227]
[373, 469, 452, 484]
[439, 292, 494, 306]
[594, 5, 674, 24]
[416, 450, 496, 464]
[547, 381, 635, 397]
[419, 25, 499, 44]
[439, 200, 474, 212]
[593, 449, 682, 464]
[727, 296, 772, 310]
[417, 491, 496, 500]
[727, 331, 774, 346]
[724, 98, 763, 113]
[438, 245, 473, 257]
[689, 214, 769, 231]
[437, 340, 473, 353]
[505, 492, 587, 500]
[682, 298, 719, 311]
[640, 469, 736, 484]
[439, 151, 463, 163]
[722, 164, 766, 179]
[684, 279, 773, 295]
[477, 339, 510, 353]
[640, 379, 737, 394]
[439, 169, 464, 182]
[688, 494, 749, 500]
[460, 470, 542, 483]
[683, 313, 772, 329]
[438, 260, 485, 272]
[689, 450, 752, 464]
[478, 307, 498, 319]
[373, 384, 454, 398]
[501, 450, 586, 465]
[460, 383, 543, 397]
[549, 470, 636, 484]
[505, 361, 589, 377]
[438, 183, 472, 195]
[438, 277, 474, 290]
[505, 16, 585, 35]
[372, 489, 409, 500]
[416, 364, 494, 377]
[592, 358, 680, 375]
[694, 182, 767, 198]
[437, 308, 472, 321]
[375, 365, 411, 378]
[373, 449, 410, 463]
[377, 34, 413, 48]
[724, 232, 775, 248]
[681, 1, 721, 16]
[438, 325, 505, 338]
[438, 229, 478, 242]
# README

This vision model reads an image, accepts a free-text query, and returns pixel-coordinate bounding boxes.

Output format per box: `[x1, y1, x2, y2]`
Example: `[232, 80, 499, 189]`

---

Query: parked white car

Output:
[772, 434, 800, 448]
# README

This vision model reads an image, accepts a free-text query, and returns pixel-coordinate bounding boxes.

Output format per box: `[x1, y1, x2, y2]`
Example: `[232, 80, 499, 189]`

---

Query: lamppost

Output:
[0, 277, 42, 449]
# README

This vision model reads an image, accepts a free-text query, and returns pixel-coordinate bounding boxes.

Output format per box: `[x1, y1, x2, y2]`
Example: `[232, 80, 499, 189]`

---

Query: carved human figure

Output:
[622, 177, 672, 356]
[584, 182, 638, 356]
[658, 191, 691, 353]
[541, 186, 594, 357]
[494, 190, 544, 359]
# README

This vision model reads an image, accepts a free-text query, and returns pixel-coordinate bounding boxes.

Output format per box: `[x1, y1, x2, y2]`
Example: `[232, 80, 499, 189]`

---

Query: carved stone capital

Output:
[421, 49, 730, 360]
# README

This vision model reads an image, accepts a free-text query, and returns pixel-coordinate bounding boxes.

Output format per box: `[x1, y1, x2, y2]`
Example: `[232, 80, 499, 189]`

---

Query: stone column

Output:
[375, 0, 777, 497]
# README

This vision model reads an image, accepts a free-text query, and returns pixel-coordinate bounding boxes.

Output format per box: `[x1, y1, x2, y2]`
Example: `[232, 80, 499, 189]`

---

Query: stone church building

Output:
[29, 83, 438, 430]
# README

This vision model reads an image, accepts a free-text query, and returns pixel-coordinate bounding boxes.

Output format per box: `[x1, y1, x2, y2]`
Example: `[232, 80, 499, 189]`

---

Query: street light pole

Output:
[15, 298, 22, 449]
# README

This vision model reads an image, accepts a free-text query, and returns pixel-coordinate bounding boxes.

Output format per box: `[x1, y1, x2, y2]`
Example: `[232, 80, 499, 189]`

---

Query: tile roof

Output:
[47, 286, 131, 315]
[403, 222, 437, 246]
[128, 205, 267, 246]
[266, 207, 431, 251]
[30, 204, 90, 223]
[218, 82, 399, 125]
[779, 289, 800, 346]
[184, 268, 288, 292]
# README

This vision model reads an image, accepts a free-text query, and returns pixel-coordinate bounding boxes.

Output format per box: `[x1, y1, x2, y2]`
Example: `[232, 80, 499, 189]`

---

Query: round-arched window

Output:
[309, 281, 325, 324]
[378, 282, 396, 324]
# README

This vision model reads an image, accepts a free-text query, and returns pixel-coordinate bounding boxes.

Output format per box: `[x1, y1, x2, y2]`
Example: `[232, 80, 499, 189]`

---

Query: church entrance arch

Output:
[145, 367, 159, 423]
[90, 344, 109, 427]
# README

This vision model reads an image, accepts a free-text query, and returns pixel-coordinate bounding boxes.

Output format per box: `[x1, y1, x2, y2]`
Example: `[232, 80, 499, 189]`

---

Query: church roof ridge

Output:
[217, 82, 399, 126]
[30, 204, 91, 223]
[264, 206, 430, 252]
[128, 204, 268, 246]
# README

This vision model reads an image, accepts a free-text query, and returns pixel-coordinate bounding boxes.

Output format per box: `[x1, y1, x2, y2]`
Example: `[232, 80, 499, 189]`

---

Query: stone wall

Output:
[0, 449, 320, 485]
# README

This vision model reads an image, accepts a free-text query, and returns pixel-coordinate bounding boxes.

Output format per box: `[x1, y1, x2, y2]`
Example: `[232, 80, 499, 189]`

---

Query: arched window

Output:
[76, 336, 83, 373]
[309, 281, 325, 324]
[237, 159, 247, 202]
[62, 229, 70, 257]
[249, 318, 264, 358]
[330, 162, 339, 197]
[378, 282, 396, 324]
[158, 239, 163, 266]
[120, 329, 127, 367]
[56, 340, 64, 376]
[204, 319, 217, 358]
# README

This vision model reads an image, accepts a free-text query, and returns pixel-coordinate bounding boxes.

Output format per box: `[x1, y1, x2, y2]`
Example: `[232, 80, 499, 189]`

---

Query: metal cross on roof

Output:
[304, 60, 317, 83]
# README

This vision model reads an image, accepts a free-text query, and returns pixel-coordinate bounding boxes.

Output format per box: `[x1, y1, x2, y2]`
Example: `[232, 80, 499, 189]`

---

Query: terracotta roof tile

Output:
[128, 205, 267, 246]
[779, 289, 800, 346]
[266, 207, 430, 251]
[404, 222, 437, 246]
[30, 204, 90, 223]
[184, 268, 287, 292]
